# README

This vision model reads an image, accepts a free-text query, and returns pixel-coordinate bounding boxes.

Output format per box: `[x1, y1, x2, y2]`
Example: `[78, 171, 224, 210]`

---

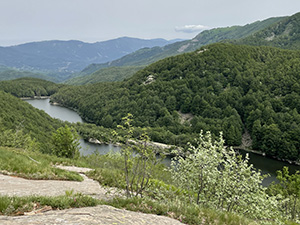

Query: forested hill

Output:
[0, 77, 62, 97]
[0, 90, 63, 151]
[51, 43, 300, 161]
[235, 12, 300, 49]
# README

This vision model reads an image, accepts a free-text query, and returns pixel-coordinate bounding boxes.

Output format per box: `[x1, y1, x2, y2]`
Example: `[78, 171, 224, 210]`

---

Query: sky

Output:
[1, 0, 300, 46]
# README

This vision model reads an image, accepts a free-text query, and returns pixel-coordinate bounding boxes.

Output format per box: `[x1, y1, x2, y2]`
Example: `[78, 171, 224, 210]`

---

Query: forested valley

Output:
[45, 43, 300, 162]
[3, 44, 300, 162]
[2, 43, 300, 163]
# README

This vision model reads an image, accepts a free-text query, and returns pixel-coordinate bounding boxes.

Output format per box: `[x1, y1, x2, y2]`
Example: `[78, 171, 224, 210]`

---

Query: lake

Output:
[24, 98, 121, 156]
[25, 98, 300, 186]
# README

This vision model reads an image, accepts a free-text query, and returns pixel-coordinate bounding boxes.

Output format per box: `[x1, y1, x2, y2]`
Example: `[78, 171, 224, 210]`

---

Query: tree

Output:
[51, 125, 80, 158]
[116, 113, 160, 198]
[170, 131, 279, 220]
[268, 167, 300, 221]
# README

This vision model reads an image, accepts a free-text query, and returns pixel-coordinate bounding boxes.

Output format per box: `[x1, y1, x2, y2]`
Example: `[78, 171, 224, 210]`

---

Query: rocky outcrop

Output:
[0, 166, 184, 225]
[0, 205, 184, 225]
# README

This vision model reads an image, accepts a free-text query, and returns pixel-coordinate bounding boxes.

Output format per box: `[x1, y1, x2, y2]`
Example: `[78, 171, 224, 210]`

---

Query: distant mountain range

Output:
[81, 16, 285, 75]
[68, 15, 288, 84]
[2, 11, 300, 84]
[0, 37, 179, 80]
[74, 12, 300, 85]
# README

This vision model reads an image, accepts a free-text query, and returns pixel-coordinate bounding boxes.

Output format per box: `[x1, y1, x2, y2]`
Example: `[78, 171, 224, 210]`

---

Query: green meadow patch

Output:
[0, 147, 87, 181]
[0, 193, 102, 216]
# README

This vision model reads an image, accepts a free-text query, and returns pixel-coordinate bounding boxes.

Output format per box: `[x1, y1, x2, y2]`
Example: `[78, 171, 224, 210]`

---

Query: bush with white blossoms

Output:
[170, 131, 281, 221]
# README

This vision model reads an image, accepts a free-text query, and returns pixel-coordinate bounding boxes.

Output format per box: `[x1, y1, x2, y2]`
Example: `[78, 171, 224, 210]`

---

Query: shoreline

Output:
[85, 138, 177, 156]
[20, 96, 50, 100]
[234, 147, 300, 166]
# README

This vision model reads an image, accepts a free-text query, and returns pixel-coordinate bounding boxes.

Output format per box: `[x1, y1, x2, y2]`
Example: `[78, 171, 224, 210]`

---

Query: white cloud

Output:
[175, 24, 209, 33]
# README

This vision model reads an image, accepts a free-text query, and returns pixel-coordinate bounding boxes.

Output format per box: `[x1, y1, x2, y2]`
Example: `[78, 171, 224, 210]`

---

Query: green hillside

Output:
[52, 43, 300, 161]
[177, 16, 285, 52]
[0, 90, 63, 151]
[0, 77, 63, 97]
[65, 66, 144, 85]
[235, 12, 300, 49]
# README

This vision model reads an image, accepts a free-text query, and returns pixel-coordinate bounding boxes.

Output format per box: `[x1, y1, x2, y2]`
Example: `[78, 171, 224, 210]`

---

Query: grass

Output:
[106, 197, 262, 225]
[84, 152, 172, 188]
[0, 147, 92, 181]
[0, 146, 103, 217]
[0, 193, 102, 216]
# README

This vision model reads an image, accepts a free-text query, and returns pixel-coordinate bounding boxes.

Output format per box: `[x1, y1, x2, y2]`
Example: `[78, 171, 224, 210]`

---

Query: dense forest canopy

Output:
[51, 43, 300, 161]
[0, 90, 63, 151]
[0, 77, 62, 97]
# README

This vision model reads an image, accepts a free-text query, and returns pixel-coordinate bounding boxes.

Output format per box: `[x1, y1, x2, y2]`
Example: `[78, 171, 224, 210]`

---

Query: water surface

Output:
[24, 98, 120, 155]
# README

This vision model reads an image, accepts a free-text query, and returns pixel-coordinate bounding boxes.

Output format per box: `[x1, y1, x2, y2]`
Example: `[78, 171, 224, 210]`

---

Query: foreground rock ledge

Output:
[0, 205, 184, 225]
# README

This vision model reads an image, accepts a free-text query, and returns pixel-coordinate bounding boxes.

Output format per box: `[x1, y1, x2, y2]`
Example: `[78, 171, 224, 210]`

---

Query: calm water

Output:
[25, 99, 83, 123]
[238, 150, 300, 186]
[25, 98, 300, 186]
[24, 98, 120, 155]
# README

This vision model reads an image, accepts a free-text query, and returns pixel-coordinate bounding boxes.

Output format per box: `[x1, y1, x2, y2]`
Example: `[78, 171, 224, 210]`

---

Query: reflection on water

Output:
[79, 139, 121, 156]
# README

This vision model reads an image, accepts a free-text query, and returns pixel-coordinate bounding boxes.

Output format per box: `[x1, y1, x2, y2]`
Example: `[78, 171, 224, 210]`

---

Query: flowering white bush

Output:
[170, 131, 281, 221]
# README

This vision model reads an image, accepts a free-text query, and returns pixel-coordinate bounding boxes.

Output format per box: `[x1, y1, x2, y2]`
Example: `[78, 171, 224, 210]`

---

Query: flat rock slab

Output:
[0, 173, 106, 198]
[0, 166, 182, 224]
[0, 205, 184, 225]
[53, 165, 94, 174]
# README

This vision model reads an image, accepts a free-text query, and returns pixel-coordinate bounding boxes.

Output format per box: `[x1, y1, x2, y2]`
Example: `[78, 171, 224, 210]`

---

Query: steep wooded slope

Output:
[52, 43, 300, 161]
[0, 90, 63, 150]
[235, 12, 300, 49]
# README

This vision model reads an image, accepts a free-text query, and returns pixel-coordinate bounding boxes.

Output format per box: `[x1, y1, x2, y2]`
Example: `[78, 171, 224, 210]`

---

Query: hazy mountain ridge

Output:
[0, 67, 57, 82]
[234, 12, 300, 49]
[65, 66, 145, 85]
[0, 37, 176, 80]
[82, 16, 285, 75]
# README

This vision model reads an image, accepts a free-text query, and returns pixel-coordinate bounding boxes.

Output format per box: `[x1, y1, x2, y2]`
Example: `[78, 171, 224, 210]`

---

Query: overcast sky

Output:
[1, 0, 300, 46]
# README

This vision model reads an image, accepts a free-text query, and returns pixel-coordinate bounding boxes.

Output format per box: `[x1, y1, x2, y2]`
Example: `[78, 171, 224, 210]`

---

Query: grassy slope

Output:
[0, 147, 83, 181]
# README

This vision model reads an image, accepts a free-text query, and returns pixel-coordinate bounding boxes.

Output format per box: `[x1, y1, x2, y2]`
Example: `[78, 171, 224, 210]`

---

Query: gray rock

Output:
[0, 205, 184, 225]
